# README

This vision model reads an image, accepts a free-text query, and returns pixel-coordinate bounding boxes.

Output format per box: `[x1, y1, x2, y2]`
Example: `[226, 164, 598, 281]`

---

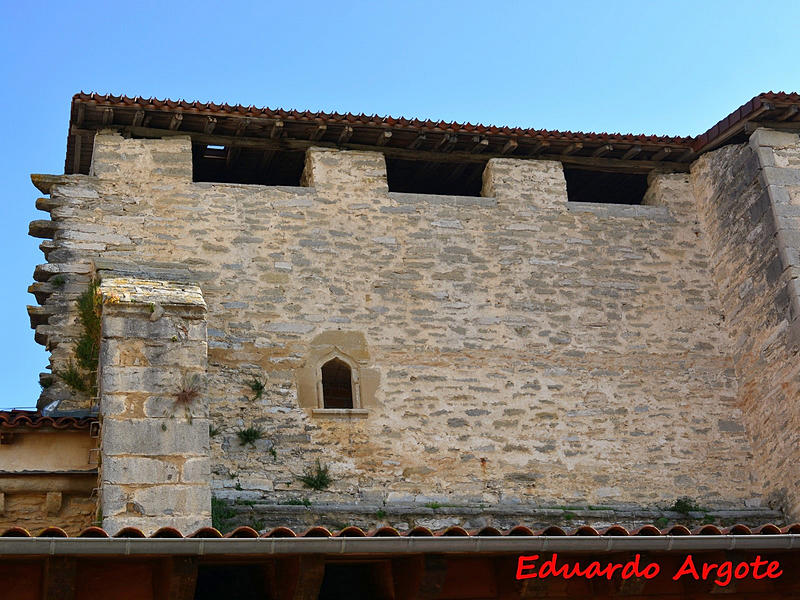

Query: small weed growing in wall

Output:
[209, 425, 220, 438]
[655, 516, 669, 528]
[247, 377, 266, 401]
[237, 426, 265, 447]
[211, 497, 236, 531]
[298, 459, 332, 491]
[174, 373, 203, 424]
[269, 447, 277, 460]
[50, 275, 66, 288]
[424, 502, 442, 510]
[376, 509, 387, 520]
[669, 496, 701, 514]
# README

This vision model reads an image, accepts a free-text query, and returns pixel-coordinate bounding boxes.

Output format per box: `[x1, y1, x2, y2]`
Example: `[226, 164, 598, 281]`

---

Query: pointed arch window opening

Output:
[318, 354, 361, 410]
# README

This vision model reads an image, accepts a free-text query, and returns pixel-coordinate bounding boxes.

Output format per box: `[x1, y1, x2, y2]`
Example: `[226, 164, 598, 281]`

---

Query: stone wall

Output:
[691, 129, 800, 519]
[28, 131, 784, 531]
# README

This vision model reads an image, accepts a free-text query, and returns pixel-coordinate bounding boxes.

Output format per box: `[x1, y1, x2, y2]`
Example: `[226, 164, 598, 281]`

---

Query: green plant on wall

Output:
[247, 377, 266, 401]
[56, 280, 101, 398]
[669, 496, 701, 514]
[298, 459, 332, 491]
[211, 497, 235, 531]
[237, 426, 264, 447]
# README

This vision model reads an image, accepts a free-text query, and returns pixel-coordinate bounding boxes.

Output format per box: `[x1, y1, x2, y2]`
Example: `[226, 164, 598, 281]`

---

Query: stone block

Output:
[761, 166, 800, 187]
[749, 128, 800, 149]
[100, 366, 183, 394]
[103, 456, 180, 485]
[102, 418, 209, 456]
[182, 457, 211, 484]
[130, 484, 211, 516]
[102, 313, 207, 341]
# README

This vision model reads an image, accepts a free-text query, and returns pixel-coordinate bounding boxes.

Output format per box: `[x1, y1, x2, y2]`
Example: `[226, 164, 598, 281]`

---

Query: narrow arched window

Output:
[321, 358, 353, 409]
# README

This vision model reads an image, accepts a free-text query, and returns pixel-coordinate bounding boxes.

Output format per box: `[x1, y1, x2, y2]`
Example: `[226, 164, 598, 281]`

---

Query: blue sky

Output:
[1, 0, 799, 409]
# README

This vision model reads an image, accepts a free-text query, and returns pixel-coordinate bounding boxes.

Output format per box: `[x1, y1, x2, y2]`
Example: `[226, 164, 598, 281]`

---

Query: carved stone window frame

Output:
[296, 331, 379, 420]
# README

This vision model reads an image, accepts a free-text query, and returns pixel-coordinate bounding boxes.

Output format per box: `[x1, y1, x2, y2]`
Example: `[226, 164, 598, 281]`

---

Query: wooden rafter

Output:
[592, 144, 613, 158]
[132, 110, 145, 127]
[376, 129, 392, 146]
[650, 147, 672, 161]
[561, 142, 583, 156]
[501, 138, 518, 154]
[622, 145, 642, 160]
[408, 133, 426, 149]
[338, 125, 353, 144]
[309, 123, 327, 141]
[168, 112, 183, 131]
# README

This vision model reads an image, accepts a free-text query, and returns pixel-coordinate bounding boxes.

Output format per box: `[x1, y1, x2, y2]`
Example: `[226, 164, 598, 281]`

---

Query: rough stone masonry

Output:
[26, 128, 800, 534]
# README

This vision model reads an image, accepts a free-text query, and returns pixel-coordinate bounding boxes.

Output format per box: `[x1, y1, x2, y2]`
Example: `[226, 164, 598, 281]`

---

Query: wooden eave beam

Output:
[132, 110, 145, 127]
[436, 133, 457, 152]
[338, 125, 353, 144]
[309, 123, 327, 141]
[408, 133, 426, 149]
[529, 140, 549, 155]
[776, 104, 800, 121]
[501, 138, 518, 154]
[376, 129, 392, 146]
[622, 145, 642, 160]
[561, 142, 583, 156]
[168, 112, 183, 131]
[471, 135, 489, 153]
[101, 107, 114, 126]
[235, 117, 250, 136]
[592, 144, 613, 158]
[88, 125, 690, 173]
[270, 120, 284, 139]
[650, 147, 672, 161]
[204, 116, 217, 135]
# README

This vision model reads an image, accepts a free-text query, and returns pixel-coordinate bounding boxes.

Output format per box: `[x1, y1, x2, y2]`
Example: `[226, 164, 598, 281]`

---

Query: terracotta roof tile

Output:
[2, 523, 797, 539]
[0, 410, 96, 431]
[70, 91, 694, 144]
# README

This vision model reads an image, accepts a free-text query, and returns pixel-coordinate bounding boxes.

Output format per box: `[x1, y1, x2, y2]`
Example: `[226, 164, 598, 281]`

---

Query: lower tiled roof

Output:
[0, 410, 97, 431]
[2, 523, 799, 539]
